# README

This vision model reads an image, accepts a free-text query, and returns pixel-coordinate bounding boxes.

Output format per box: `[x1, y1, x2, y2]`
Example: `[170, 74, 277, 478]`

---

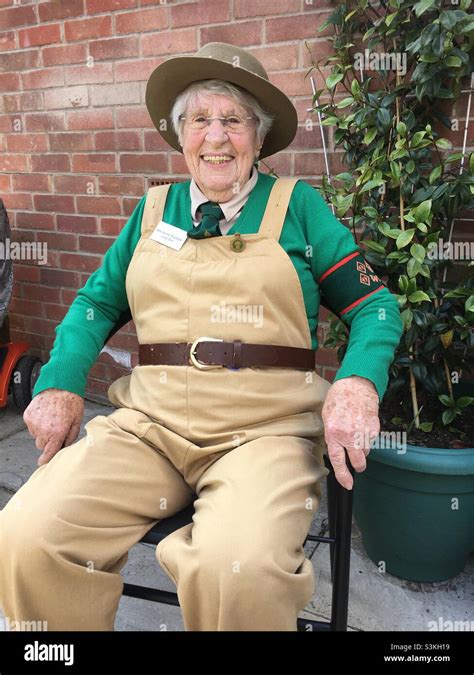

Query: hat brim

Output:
[145, 55, 298, 160]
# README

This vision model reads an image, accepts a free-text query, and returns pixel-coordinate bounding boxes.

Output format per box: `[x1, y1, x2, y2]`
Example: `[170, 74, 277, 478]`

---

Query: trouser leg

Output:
[0, 408, 194, 631]
[155, 435, 328, 631]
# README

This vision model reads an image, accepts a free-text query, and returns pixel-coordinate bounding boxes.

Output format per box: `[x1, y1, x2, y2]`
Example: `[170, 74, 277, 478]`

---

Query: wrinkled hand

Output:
[23, 388, 84, 466]
[322, 375, 380, 490]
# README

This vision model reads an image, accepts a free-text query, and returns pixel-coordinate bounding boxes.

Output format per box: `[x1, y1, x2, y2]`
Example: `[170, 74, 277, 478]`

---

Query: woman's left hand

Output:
[321, 375, 380, 490]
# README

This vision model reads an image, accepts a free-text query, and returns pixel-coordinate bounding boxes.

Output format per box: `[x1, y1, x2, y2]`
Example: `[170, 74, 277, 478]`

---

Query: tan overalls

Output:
[0, 178, 331, 631]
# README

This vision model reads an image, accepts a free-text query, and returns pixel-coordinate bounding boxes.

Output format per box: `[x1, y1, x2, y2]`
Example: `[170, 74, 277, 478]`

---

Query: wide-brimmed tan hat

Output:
[145, 42, 298, 160]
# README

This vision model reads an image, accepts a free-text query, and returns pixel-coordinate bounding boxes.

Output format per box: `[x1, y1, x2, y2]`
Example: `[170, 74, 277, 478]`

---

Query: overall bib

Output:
[0, 178, 331, 631]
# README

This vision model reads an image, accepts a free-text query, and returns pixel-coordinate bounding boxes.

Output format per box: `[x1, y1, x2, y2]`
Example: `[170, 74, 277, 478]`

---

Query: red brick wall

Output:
[0, 0, 471, 402]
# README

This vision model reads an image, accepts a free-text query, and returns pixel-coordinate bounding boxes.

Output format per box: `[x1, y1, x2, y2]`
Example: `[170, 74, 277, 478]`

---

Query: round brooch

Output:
[230, 233, 245, 252]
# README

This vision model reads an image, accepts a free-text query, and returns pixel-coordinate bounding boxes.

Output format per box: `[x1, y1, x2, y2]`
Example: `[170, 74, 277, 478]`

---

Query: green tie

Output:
[188, 201, 224, 239]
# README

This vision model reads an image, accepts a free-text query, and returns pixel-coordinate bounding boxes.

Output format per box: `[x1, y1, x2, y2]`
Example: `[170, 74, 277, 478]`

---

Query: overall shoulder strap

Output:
[258, 177, 299, 241]
[141, 183, 173, 238]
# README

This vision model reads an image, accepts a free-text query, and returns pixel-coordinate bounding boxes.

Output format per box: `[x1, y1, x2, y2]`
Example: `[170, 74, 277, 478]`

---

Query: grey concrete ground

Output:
[0, 397, 472, 632]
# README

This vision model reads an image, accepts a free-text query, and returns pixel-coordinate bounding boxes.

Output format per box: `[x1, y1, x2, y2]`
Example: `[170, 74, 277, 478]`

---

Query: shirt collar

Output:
[190, 165, 258, 223]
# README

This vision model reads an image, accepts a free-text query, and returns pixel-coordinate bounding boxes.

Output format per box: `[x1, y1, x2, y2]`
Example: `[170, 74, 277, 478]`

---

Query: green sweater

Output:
[33, 171, 403, 401]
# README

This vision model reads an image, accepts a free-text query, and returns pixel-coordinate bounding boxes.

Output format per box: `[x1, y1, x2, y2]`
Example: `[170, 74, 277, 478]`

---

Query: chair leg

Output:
[329, 459, 354, 632]
[326, 457, 337, 583]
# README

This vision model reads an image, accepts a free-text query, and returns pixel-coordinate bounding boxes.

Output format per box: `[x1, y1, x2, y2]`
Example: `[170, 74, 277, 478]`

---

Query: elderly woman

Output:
[0, 43, 402, 631]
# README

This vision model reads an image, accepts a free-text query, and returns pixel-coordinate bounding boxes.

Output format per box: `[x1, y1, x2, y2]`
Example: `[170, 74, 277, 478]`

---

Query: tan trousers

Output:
[0, 406, 327, 631]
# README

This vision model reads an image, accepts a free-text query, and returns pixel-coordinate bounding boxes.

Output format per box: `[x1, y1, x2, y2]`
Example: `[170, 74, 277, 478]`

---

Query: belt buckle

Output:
[189, 336, 224, 370]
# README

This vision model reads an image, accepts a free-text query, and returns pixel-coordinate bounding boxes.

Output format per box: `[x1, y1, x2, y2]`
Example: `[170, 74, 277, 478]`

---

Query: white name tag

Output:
[150, 221, 188, 250]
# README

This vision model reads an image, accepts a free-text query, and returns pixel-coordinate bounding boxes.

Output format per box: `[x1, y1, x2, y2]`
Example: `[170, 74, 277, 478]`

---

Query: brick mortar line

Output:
[0, 35, 330, 58]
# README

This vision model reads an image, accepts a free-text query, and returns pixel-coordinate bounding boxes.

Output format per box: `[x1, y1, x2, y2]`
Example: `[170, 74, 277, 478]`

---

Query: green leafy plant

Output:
[307, 0, 474, 446]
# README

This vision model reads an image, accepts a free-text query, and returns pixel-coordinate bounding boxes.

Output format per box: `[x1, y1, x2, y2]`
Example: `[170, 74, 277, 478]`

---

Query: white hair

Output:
[170, 79, 274, 149]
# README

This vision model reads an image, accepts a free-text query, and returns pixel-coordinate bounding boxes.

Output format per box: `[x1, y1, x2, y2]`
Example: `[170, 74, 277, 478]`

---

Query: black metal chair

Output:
[105, 311, 354, 631]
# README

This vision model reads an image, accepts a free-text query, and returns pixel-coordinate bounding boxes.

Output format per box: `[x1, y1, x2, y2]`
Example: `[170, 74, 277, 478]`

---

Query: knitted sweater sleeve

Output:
[32, 195, 146, 399]
[293, 180, 403, 400]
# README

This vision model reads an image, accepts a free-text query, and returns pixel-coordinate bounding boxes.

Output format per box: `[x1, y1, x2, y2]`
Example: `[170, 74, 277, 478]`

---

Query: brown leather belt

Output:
[139, 337, 316, 370]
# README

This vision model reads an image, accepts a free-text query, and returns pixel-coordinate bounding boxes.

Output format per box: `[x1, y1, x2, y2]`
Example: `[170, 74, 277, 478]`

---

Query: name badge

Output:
[150, 221, 188, 250]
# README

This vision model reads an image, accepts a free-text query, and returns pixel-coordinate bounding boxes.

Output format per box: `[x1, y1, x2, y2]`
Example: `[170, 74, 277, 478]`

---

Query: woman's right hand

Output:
[23, 388, 84, 466]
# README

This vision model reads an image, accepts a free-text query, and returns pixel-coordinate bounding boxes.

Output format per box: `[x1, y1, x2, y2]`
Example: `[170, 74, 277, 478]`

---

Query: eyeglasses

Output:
[179, 114, 257, 133]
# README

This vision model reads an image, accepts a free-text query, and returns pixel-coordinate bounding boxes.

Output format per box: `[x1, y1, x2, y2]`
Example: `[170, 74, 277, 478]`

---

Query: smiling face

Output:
[180, 92, 261, 203]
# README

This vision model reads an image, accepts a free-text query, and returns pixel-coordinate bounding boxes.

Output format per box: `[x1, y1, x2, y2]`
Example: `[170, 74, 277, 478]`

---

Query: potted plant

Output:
[306, 0, 474, 582]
